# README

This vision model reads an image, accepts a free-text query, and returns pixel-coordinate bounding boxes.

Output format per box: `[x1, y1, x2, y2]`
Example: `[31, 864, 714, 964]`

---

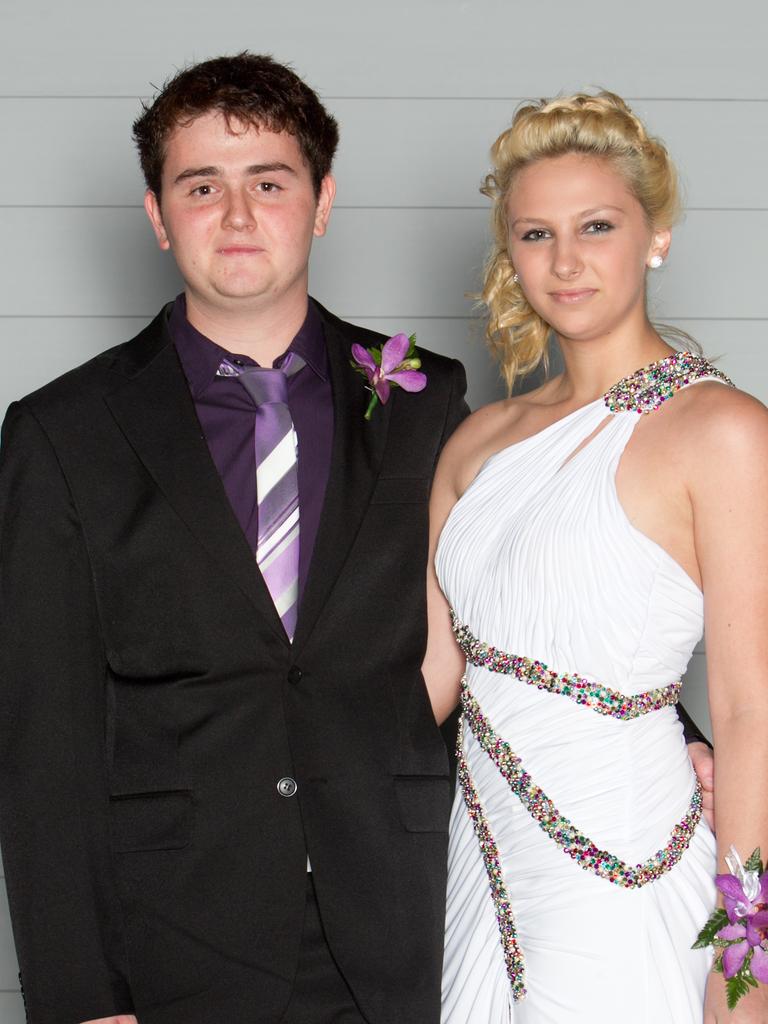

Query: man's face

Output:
[144, 111, 335, 317]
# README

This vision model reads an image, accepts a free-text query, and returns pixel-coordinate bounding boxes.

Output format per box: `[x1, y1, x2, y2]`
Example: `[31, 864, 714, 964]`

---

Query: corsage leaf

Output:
[727, 971, 752, 1011]
[745, 848, 763, 874]
[693, 908, 729, 949]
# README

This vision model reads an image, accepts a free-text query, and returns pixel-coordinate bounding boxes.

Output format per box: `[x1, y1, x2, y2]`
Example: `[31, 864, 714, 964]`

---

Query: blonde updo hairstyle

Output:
[482, 91, 682, 392]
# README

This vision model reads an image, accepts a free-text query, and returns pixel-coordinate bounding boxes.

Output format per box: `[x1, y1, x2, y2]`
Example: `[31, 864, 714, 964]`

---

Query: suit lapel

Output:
[103, 311, 288, 645]
[292, 312, 391, 651]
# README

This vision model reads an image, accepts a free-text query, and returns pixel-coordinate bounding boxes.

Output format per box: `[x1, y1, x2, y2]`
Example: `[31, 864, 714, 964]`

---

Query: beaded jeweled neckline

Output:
[603, 351, 734, 415]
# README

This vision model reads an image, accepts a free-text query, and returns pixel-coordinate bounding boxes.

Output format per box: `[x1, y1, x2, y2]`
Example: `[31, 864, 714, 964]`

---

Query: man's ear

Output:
[313, 175, 336, 238]
[144, 190, 170, 250]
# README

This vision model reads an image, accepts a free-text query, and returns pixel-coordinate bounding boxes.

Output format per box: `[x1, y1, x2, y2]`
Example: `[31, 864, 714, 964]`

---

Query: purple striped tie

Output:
[220, 354, 305, 640]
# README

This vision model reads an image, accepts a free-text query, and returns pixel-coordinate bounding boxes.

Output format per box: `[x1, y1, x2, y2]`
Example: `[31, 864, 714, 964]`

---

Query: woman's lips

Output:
[549, 288, 598, 304]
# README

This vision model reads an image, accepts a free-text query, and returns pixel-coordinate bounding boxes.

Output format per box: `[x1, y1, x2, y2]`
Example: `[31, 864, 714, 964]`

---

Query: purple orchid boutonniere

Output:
[693, 846, 768, 1009]
[351, 333, 427, 420]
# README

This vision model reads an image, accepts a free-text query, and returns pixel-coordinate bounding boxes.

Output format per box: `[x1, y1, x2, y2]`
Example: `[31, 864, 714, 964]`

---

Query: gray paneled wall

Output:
[5, 210, 768, 321]
[1, 0, 766, 1016]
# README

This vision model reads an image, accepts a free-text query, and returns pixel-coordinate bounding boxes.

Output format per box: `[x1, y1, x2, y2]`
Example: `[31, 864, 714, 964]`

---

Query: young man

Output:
[0, 53, 467, 1024]
[0, 53, 712, 1024]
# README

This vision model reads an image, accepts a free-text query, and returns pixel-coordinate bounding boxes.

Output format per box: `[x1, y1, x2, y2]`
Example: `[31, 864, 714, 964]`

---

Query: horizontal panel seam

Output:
[0, 316, 765, 323]
[1, 206, 767, 213]
[1, 95, 768, 103]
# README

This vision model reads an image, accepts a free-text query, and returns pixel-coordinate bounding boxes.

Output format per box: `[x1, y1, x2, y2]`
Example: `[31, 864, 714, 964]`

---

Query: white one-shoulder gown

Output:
[437, 355, 732, 1023]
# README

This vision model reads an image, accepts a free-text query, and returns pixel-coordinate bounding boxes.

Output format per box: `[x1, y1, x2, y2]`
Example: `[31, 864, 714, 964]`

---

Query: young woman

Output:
[423, 92, 768, 1022]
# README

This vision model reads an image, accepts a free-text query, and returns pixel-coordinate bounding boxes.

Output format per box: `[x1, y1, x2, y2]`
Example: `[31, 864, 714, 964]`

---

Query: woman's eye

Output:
[521, 229, 550, 241]
[585, 220, 613, 234]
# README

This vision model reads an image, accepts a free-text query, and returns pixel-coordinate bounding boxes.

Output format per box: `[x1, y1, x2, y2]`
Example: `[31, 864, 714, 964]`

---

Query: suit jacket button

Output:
[277, 777, 297, 798]
[287, 666, 303, 685]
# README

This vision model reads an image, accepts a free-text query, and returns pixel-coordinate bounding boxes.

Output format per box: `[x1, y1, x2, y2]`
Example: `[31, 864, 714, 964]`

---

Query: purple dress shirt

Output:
[170, 295, 333, 603]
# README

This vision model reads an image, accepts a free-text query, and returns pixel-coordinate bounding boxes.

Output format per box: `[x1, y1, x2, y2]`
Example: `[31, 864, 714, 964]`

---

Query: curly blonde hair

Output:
[481, 91, 682, 392]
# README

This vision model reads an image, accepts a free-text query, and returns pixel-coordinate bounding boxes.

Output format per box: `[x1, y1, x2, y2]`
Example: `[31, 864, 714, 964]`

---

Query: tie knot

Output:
[220, 352, 305, 407]
[237, 366, 288, 406]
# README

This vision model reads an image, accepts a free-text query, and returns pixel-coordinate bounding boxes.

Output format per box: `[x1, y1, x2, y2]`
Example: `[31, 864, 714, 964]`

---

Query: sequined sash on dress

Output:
[452, 613, 682, 718]
[453, 649, 703, 1001]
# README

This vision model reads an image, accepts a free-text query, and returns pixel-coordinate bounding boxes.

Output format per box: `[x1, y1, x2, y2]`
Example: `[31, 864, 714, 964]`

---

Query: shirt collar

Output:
[170, 293, 328, 398]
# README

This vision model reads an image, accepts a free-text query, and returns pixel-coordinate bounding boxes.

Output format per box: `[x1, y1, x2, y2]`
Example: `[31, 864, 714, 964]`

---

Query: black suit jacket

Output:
[0, 302, 469, 1024]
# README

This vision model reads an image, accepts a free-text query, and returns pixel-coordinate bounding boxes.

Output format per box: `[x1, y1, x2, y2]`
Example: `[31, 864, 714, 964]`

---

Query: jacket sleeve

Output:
[437, 358, 470, 455]
[0, 402, 134, 1023]
[434, 360, 469, 764]
[677, 701, 712, 749]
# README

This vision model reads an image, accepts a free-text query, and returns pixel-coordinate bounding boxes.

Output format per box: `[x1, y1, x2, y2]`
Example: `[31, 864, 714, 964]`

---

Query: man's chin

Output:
[209, 282, 274, 305]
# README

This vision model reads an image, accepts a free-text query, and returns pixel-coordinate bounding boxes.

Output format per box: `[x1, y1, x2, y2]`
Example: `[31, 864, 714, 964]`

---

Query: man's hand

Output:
[688, 741, 715, 832]
[81, 1017, 138, 1024]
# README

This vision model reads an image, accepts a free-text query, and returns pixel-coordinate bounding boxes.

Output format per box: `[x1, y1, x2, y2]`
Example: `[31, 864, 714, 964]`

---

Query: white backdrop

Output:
[1, 0, 766, 1015]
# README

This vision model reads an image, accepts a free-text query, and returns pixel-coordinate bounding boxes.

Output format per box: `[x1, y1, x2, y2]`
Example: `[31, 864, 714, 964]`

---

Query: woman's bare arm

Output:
[688, 387, 768, 1020]
[421, 429, 469, 725]
[421, 402, 513, 723]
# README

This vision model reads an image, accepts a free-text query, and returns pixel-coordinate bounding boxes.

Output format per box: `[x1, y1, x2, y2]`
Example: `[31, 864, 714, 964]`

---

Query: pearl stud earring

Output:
[649, 255, 664, 269]
[512, 273, 519, 283]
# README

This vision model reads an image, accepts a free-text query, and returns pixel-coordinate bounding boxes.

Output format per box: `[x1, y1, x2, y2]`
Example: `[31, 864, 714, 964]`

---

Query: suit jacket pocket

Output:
[394, 775, 451, 833]
[110, 789, 194, 852]
[370, 476, 430, 504]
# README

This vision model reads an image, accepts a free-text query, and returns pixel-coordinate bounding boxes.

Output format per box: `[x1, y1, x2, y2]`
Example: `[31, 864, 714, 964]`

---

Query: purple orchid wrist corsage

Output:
[351, 333, 427, 420]
[693, 846, 768, 1009]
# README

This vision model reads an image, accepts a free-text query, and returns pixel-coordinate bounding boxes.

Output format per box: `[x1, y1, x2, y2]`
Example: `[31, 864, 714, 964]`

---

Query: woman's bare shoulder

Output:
[663, 380, 768, 484]
[446, 377, 562, 456]
[436, 385, 556, 498]
[448, 397, 514, 448]
[440, 394, 532, 465]
[671, 380, 768, 442]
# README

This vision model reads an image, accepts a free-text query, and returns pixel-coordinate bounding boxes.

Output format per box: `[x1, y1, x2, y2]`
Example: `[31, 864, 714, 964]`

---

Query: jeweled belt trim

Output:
[451, 612, 681, 719]
[456, 730, 526, 1000]
[463, 683, 702, 884]
[458, 682, 702, 1000]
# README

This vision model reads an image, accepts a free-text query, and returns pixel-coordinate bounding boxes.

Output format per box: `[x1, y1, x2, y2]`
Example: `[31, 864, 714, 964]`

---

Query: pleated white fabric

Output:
[437, 384, 722, 1023]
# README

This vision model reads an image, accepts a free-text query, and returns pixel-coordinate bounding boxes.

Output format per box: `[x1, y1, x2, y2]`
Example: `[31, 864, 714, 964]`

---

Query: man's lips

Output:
[549, 288, 597, 303]
[216, 245, 266, 255]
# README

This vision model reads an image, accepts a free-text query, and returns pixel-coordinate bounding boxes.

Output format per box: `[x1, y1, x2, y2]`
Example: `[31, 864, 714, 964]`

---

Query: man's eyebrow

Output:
[245, 162, 297, 176]
[174, 166, 220, 184]
[173, 162, 297, 185]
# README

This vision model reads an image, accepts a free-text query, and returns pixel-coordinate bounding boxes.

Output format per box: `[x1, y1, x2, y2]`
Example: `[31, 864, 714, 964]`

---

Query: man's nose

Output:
[222, 188, 256, 231]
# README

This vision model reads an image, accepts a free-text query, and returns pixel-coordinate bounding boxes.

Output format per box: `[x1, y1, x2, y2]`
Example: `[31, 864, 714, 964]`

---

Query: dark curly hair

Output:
[132, 52, 339, 199]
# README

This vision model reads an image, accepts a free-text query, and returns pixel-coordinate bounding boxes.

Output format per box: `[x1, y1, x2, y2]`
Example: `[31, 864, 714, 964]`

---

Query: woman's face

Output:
[504, 152, 669, 345]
